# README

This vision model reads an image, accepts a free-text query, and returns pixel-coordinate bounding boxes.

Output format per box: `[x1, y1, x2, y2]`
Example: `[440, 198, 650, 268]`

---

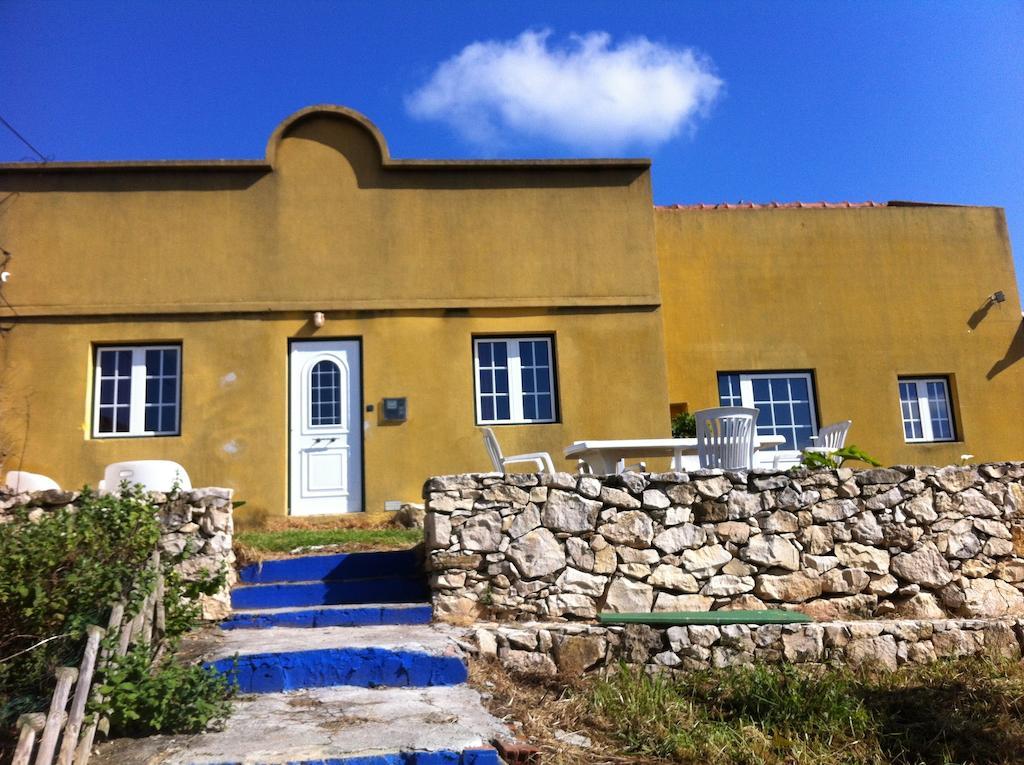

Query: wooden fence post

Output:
[55, 626, 104, 765]
[33, 666, 78, 765]
[72, 602, 124, 765]
[11, 713, 45, 765]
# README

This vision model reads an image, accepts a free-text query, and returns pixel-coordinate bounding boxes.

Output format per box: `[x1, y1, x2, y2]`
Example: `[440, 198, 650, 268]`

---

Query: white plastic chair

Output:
[4, 471, 60, 492]
[103, 460, 192, 492]
[804, 420, 852, 457]
[480, 428, 556, 474]
[696, 407, 759, 470]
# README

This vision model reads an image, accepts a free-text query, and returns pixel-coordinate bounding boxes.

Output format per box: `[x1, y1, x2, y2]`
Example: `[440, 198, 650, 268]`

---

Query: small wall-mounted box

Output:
[381, 397, 407, 423]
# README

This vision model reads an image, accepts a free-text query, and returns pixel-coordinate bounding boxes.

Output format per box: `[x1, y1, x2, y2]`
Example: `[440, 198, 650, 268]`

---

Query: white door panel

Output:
[289, 340, 362, 514]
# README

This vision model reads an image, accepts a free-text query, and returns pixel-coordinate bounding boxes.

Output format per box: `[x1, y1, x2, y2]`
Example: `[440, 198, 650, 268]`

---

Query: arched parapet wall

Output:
[265, 104, 391, 175]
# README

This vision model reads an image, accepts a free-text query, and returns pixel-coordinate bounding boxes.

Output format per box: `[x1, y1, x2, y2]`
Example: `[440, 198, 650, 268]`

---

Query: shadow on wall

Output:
[987, 317, 1024, 380]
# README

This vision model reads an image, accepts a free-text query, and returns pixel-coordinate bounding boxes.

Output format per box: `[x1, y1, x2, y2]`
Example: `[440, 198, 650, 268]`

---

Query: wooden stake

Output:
[11, 713, 45, 765]
[56, 626, 104, 765]
[34, 667, 78, 765]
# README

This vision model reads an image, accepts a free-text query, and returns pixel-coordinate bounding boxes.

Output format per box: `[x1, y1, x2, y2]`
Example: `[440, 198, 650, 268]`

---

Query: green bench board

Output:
[598, 610, 813, 626]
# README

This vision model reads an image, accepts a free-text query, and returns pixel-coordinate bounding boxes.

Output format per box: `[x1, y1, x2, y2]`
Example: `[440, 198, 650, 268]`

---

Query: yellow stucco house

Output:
[1, 106, 1021, 524]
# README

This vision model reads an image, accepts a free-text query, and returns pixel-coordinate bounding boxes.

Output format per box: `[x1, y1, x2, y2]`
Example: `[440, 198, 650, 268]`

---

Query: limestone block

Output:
[701, 575, 755, 597]
[508, 504, 541, 539]
[598, 511, 655, 548]
[934, 466, 979, 493]
[844, 635, 898, 671]
[958, 578, 1024, 618]
[680, 544, 733, 577]
[742, 535, 800, 571]
[424, 513, 452, 550]
[555, 567, 608, 596]
[648, 564, 700, 593]
[890, 543, 953, 588]
[754, 571, 822, 603]
[542, 490, 602, 532]
[834, 542, 890, 574]
[782, 628, 824, 662]
[654, 593, 713, 612]
[604, 577, 654, 613]
[821, 567, 870, 595]
[652, 523, 706, 554]
[459, 511, 503, 552]
[507, 528, 566, 578]
[600, 486, 641, 510]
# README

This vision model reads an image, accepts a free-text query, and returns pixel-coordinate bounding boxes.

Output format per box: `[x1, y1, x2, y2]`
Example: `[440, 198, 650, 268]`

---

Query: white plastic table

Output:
[563, 436, 787, 474]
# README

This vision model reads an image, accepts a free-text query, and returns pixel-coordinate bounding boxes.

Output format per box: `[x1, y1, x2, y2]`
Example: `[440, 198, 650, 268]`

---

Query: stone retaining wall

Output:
[424, 464, 1024, 624]
[0, 487, 236, 619]
[466, 617, 1024, 675]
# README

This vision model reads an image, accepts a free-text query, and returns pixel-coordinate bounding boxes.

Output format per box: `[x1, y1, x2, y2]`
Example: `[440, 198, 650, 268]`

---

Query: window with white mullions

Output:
[899, 377, 955, 442]
[474, 336, 557, 424]
[717, 371, 818, 450]
[94, 345, 180, 437]
[309, 360, 342, 427]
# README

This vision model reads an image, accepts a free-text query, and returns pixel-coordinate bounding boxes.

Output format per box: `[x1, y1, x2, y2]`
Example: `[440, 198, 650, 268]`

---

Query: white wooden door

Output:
[289, 340, 362, 514]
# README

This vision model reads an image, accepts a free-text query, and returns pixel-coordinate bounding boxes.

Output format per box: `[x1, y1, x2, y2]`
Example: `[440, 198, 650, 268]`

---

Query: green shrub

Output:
[93, 644, 234, 736]
[0, 486, 161, 725]
[0, 485, 232, 735]
[671, 411, 697, 438]
[800, 445, 881, 469]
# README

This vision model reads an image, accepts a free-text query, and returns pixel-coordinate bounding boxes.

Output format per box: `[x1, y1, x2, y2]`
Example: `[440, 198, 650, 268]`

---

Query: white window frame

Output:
[93, 345, 181, 438]
[720, 371, 819, 452]
[898, 377, 955, 443]
[473, 336, 557, 425]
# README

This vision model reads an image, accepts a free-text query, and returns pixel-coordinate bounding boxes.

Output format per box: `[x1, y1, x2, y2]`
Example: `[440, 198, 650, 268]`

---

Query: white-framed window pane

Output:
[899, 377, 954, 443]
[475, 336, 556, 425]
[94, 345, 180, 437]
[721, 372, 817, 450]
[718, 373, 742, 407]
[899, 381, 924, 440]
[310, 359, 342, 426]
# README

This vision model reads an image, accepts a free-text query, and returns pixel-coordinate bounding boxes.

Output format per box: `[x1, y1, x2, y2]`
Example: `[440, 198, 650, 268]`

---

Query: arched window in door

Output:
[309, 360, 342, 426]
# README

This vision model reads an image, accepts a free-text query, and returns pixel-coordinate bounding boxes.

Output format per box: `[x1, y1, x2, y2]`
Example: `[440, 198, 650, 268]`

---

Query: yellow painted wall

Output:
[0, 309, 668, 525]
[656, 205, 1024, 465]
[0, 107, 670, 524]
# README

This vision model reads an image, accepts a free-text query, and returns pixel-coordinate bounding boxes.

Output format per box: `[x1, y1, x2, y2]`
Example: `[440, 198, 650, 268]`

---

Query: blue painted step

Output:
[208, 646, 468, 693]
[222, 603, 433, 630]
[231, 576, 429, 610]
[238, 550, 423, 584]
[207, 747, 500, 764]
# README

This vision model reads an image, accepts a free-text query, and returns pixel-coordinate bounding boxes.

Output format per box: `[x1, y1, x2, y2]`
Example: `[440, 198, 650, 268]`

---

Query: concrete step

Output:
[203, 624, 469, 693]
[238, 549, 423, 585]
[222, 602, 433, 630]
[231, 576, 430, 610]
[92, 685, 508, 764]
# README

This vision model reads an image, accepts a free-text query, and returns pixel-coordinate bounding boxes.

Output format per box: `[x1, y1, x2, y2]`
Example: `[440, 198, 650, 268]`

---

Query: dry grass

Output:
[469, 659, 656, 765]
[469, 657, 1024, 765]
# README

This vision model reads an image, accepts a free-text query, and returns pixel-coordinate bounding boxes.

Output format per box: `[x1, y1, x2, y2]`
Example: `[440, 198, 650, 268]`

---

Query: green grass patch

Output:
[235, 527, 422, 554]
[583, 659, 1024, 764]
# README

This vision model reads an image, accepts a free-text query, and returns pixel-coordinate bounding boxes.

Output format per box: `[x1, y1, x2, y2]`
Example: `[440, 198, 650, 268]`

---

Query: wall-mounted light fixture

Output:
[988, 291, 1006, 305]
[312, 311, 326, 328]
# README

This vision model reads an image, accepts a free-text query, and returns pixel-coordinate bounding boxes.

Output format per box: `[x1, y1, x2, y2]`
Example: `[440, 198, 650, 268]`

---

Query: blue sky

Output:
[2, 1, 1022, 290]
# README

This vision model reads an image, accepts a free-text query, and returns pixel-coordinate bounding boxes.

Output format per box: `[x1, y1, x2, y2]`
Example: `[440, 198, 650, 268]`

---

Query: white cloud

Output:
[406, 29, 723, 153]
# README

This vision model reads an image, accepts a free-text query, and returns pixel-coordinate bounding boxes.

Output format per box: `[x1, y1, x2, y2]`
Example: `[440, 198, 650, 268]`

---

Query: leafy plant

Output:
[0, 485, 161, 726]
[671, 411, 697, 438]
[93, 644, 234, 736]
[800, 445, 881, 469]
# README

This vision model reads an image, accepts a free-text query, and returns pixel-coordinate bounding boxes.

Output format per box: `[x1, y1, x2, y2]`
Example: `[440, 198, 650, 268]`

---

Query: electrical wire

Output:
[0, 113, 48, 162]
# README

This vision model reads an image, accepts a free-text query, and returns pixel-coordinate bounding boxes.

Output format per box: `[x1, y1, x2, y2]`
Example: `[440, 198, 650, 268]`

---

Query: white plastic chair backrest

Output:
[696, 407, 759, 470]
[4, 471, 60, 493]
[480, 428, 504, 472]
[818, 421, 852, 450]
[103, 460, 192, 492]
